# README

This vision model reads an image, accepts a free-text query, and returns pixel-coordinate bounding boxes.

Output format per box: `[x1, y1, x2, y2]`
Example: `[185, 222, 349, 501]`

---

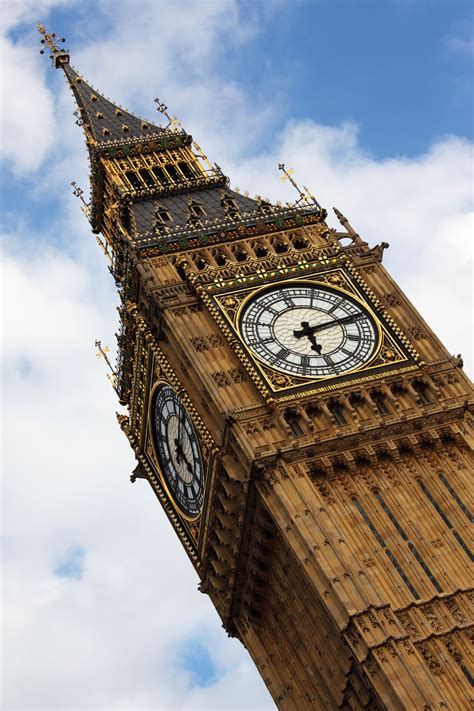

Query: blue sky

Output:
[2, 1, 473, 241]
[1, 1, 473, 709]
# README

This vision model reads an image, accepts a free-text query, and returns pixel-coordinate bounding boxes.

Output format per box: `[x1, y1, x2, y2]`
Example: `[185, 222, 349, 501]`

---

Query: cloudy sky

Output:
[1, 1, 473, 709]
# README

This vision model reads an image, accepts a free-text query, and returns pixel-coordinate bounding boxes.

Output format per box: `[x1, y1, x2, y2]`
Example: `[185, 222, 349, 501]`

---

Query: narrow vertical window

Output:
[370, 389, 390, 415]
[328, 401, 348, 426]
[284, 408, 304, 436]
[413, 379, 432, 405]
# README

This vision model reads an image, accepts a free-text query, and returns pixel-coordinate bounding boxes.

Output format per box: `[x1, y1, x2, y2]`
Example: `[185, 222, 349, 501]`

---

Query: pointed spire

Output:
[333, 207, 357, 236]
[38, 23, 326, 252]
[37, 23, 170, 147]
[62, 64, 167, 146]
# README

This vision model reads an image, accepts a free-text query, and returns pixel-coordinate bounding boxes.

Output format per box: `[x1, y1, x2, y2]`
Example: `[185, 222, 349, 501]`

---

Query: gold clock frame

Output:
[125, 305, 219, 565]
[192, 259, 423, 402]
[148, 379, 205, 524]
[235, 279, 383, 380]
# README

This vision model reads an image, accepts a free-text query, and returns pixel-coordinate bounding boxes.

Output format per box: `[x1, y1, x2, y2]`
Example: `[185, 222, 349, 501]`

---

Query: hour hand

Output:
[293, 321, 312, 339]
[307, 333, 322, 354]
[293, 321, 323, 354]
[174, 437, 183, 462]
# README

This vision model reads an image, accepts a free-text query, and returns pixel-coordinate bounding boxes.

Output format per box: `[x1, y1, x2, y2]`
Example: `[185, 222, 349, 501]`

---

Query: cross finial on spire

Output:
[37, 23, 70, 68]
[154, 97, 182, 131]
[278, 163, 322, 210]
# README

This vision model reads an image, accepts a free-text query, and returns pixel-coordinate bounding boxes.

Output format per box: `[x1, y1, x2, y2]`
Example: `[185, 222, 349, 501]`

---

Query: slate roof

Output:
[131, 187, 322, 248]
[132, 188, 259, 235]
[63, 64, 167, 147]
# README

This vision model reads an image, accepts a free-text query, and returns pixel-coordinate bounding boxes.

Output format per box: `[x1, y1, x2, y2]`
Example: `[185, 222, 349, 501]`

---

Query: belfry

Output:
[39, 25, 474, 710]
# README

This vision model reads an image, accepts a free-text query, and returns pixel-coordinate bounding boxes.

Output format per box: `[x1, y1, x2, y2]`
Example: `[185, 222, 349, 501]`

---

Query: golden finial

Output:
[37, 23, 70, 68]
[95, 340, 117, 388]
[71, 180, 92, 222]
[278, 163, 322, 210]
[71, 181, 87, 206]
[154, 97, 182, 132]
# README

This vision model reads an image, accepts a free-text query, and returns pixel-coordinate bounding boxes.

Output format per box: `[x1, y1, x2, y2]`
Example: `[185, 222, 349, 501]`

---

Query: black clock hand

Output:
[312, 312, 364, 333]
[294, 313, 364, 340]
[307, 332, 323, 354]
[174, 437, 194, 475]
[293, 321, 323, 353]
[174, 407, 186, 462]
[174, 438, 182, 463]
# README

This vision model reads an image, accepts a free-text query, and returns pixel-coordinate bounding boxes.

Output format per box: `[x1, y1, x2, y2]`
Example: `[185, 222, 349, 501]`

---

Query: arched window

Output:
[413, 379, 433, 405]
[284, 408, 304, 436]
[370, 389, 390, 415]
[153, 205, 173, 235]
[257, 197, 273, 214]
[328, 400, 348, 426]
[220, 192, 240, 219]
[187, 199, 206, 228]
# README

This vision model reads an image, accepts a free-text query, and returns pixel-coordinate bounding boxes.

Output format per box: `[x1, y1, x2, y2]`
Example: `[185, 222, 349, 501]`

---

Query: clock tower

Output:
[40, 26, 473, 710]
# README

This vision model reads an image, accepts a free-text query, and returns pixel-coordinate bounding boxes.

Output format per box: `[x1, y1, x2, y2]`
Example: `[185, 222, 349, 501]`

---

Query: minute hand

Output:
[311, 313, 365, 333]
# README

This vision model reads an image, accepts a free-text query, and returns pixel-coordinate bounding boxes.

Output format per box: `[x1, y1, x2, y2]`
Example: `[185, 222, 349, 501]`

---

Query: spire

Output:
[37, 23, 325, 247]
[37, 23, 169, 148]
[62, 63, 167, 147]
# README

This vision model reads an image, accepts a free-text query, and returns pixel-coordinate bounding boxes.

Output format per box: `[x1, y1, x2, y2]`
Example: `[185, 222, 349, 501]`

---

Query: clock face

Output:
[151, 383, 204, 518]
[239, 283, 379, 379]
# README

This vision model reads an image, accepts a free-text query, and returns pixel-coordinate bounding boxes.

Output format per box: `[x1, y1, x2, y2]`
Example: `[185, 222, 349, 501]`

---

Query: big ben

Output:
[39, 23, 473, 711]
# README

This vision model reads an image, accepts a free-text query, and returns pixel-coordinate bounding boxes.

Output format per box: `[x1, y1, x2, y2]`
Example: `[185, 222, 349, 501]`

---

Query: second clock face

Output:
[239, 283, 379, 379]
[151, 383, 204, 518]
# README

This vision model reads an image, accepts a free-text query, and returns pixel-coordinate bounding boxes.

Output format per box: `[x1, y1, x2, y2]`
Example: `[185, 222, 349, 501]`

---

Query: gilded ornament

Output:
[223, 296, 238, 308]
[381, 347, 398, 362]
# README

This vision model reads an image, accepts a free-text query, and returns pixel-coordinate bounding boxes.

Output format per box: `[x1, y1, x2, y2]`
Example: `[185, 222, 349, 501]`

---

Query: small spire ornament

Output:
[278, 163, 322, 210]
[154, 97, 182, 131]
[71, 181, 87, 207]
[95, 340, 116, 384]
[37, 23, 69, 67]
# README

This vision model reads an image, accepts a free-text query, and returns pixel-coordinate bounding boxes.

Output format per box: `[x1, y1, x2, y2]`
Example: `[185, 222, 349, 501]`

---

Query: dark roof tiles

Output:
[64, 64, 165, 145]
[132, 188, 262, 239]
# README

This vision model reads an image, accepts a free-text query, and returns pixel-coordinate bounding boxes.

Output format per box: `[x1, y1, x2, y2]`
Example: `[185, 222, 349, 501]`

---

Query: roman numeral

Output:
[300, 355, 310, 374]
[272, 347, 289, 362]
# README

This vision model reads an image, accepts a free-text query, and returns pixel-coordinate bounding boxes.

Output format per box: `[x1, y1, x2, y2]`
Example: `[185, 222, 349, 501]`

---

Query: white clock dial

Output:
[152, 383, 204, 518]
[239, 283, 378, 379]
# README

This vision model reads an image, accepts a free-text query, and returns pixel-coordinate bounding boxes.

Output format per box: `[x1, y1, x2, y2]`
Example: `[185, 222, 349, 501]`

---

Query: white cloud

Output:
[0, 35, 57, 173]
[2, 1, 473, 710]
[0, 0, 73, 33]
[446, 33, 474, 57]
[223, 124, 473, 373]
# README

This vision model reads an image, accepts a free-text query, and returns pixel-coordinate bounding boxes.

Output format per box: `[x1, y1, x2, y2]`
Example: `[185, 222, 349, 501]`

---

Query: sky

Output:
[1, 1, 473, 709]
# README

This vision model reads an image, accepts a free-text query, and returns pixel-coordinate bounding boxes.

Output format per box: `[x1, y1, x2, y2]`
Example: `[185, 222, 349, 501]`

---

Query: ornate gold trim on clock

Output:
[234, 279, 384, 378]
[191, 266, 423, 401]
[147, 380, 200, 521]
[124, 301, 219, 555]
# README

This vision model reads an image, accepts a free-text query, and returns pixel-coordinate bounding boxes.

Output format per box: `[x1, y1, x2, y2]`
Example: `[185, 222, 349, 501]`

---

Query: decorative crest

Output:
[37, 23, 69, 67]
